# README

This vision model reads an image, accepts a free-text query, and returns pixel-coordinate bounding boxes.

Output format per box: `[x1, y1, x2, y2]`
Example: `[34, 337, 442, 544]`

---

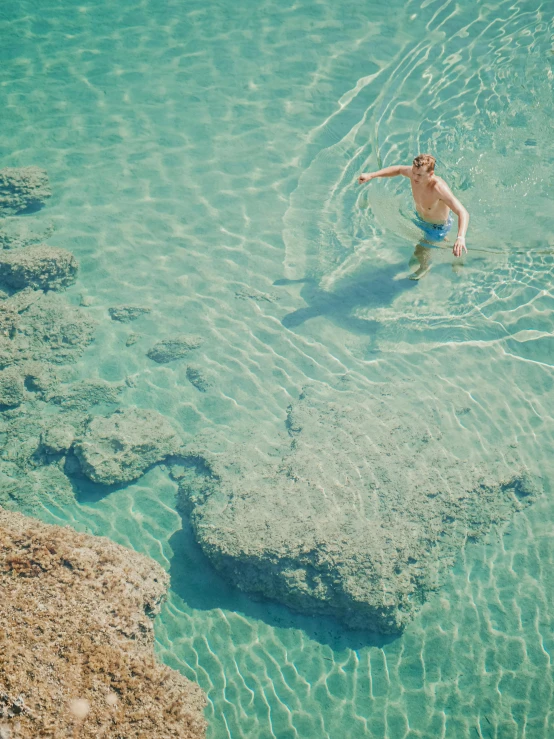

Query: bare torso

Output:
[411, 176, 451, 224]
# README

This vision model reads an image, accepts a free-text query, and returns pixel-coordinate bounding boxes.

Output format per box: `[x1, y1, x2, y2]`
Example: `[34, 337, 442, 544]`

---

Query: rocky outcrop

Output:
[0, 508, 207, 738]
[108, 305, 151, 322]
[0, 245, 78, 291]
[179, 387, 539, 633]
[74, 407, 182, 485]
[0, 167, 51, 215]
[147, 335, 203, 363]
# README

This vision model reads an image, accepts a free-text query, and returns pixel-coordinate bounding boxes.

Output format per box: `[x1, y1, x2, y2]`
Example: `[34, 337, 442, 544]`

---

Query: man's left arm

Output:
[437, 183, 469, 257]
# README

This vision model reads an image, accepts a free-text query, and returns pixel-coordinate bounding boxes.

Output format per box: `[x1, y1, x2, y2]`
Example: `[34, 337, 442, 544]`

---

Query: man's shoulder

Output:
[433, 176, 452, 193]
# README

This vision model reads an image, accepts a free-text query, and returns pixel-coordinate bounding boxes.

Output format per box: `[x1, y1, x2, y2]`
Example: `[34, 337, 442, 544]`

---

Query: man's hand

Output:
[357, 172, 374, 184]
[453, 236, 467, 257]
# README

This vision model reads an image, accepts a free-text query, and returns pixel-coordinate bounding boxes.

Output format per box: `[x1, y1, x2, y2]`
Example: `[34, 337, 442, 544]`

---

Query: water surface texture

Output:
[2, 0, 554, 736]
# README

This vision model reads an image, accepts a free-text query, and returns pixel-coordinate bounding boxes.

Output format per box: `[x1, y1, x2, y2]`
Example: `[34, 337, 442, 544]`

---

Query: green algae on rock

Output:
[0, 508, 207, 738]
[0, 245, 78, 291]
[74, 407, 183, 485]
[178, 387, 540, 634]
[0, 167, 51, 215]
[147, 334, 203, 363]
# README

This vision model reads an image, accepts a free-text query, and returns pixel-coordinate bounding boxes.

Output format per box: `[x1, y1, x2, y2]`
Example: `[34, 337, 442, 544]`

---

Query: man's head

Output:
[412, 154, 436, 184]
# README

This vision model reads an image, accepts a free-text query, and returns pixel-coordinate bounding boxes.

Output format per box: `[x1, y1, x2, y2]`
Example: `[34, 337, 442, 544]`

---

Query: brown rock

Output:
[0, 508, 207, 738]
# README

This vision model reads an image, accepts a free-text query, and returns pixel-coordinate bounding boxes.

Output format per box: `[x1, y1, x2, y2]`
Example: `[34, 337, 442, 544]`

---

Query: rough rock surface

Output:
[0, 166, 51, 215]
[108, 305, 151, 322]
[41, 424, 75, 454]
[0, 245, 78, 291]
[0, 367, 24, 407]
[74, 407, 182, 485]
[147, 335, 203, 363]
[181, 387, 539, 633]
[0, 508, 207, 738]
[0, 291, 96, 366]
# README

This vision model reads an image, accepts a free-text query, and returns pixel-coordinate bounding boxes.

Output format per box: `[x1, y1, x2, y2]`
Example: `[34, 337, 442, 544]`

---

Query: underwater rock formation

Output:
[0, 291, 96, 366]
[147, 335, 203, 363]
[0, 508, 207, 738]
[181, 387, 539, 633]
[0, 166, 51, 215]
[108, 305, 151, 322]
[0, 245, 78, 291]
[74, 407, 182, 485]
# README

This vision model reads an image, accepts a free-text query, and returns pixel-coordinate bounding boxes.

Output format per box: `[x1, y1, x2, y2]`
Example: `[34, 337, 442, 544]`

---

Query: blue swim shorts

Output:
[413, 213, 453, 242]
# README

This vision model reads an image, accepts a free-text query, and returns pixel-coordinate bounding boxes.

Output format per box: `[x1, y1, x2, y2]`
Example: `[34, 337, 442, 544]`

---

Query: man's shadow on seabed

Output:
[275, 261, 418, 335]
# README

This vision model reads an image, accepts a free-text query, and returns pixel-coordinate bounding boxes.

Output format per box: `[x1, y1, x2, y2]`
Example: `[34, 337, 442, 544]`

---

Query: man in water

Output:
[358, 154, 469, 279]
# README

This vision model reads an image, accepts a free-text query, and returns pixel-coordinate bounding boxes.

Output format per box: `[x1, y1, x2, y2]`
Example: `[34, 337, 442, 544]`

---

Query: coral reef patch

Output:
[0, 508, 207, 738]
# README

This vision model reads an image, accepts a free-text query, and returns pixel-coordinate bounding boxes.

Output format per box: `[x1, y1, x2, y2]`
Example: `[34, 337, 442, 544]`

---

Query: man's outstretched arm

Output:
[358, 165, 412, 184]
[437, 183, 469, 257]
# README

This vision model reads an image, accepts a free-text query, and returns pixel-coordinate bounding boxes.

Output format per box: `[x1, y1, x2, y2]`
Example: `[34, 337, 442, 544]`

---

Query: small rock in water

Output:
[108, 305, 151, 322]
[235, 286, 280, 303]
[126, 332, 140, 347]
[147, 335, 203, 363]
[186, 364, 212, 392]
[0, 166, 52, 215]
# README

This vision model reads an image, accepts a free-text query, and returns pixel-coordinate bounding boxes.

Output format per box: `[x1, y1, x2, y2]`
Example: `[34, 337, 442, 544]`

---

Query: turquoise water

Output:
[2, 0, 554, 736]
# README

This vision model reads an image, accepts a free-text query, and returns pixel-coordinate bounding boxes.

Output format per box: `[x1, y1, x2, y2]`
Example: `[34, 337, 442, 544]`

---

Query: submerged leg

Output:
[409, 242, 432, 280]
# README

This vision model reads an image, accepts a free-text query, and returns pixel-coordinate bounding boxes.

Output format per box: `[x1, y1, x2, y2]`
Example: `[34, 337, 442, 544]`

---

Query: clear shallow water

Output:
[2, 0, 554, 736]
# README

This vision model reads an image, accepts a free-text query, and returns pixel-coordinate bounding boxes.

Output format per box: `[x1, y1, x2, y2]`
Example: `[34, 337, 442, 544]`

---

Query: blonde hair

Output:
[412, 154, 436, 172]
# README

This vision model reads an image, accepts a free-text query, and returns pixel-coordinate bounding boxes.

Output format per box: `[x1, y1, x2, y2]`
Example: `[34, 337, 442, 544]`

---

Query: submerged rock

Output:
[1, 291, 96, 366]
[182, 387, 539, 633]
[0, 166, 51, 215]
[0, 301, 18, 338]
[74, 407, 182, 485]
[0, 216, 54, 250]
[0, 366, 24, 407]
[0, 245, 78, 291]
[48, 378, 123, 411]
[41, 424, 75, 454]
[186, 364, 212, 393]
[0, 465, 75, 513]
[0, 508, 207, 738]
[147, 335, 203, 363]
[108, 305, 151, 322]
